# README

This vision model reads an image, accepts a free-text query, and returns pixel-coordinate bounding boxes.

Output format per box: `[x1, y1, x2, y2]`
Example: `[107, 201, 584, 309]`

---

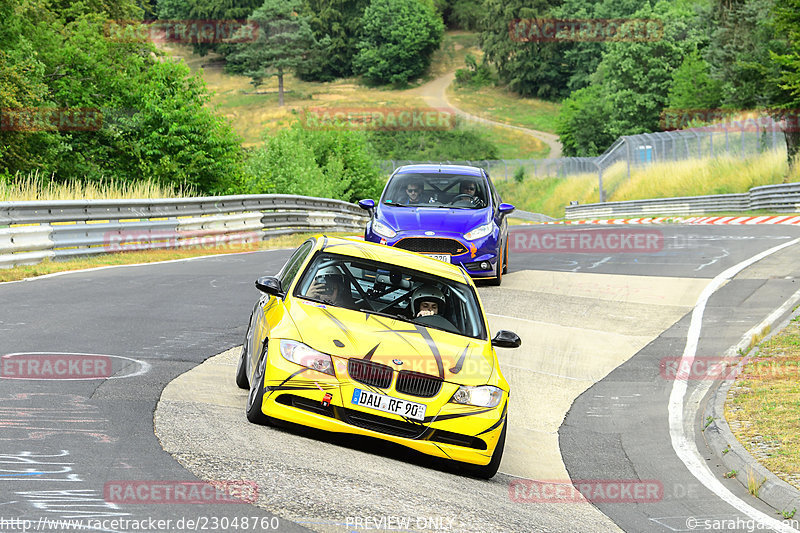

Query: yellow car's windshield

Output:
[295, 252, 488, 340]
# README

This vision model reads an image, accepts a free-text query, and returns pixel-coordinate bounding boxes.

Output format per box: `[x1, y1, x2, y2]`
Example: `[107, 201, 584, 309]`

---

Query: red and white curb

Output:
[544, 215, 800, 226]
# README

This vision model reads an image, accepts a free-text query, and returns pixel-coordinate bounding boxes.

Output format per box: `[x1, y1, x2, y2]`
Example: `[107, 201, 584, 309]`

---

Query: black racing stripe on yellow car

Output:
[414, 324, 445, 379]
[361, 344, 380, 361]
[476, 402, 507, 436]
[321, 308, 358, 346]
[369, 317, 420, 351]
[265, 368, 308, 398]
[431, 442, 453, 459]
[449, 344, 470, 374]
[266, 385, 335, 392]
[422, 407, 493, 424]
[263, 297, 279, 313]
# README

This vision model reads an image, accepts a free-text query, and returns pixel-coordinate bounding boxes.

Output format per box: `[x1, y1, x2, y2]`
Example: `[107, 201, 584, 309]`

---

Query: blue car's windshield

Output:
[382, 173, 488, 209]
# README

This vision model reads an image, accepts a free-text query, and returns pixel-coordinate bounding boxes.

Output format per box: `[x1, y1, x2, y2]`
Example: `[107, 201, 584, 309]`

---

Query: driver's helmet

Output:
[314, 265, 347, 293]
[411, 285, 446, 315]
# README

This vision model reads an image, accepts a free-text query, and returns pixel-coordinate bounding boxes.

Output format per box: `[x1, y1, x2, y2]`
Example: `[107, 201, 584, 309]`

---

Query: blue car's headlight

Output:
[279, 340, 335, 375]
[464, 223, 493, 241]
[372, 220, 397, 239]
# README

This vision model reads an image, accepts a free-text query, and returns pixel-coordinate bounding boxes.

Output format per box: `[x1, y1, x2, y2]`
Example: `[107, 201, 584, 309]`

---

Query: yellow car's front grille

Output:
[396, 370, 443, 398]
[348, 359, 392, 389]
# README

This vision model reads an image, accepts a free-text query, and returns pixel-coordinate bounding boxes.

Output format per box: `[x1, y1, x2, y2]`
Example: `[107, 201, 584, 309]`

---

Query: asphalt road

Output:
[2, 225, 800, 532]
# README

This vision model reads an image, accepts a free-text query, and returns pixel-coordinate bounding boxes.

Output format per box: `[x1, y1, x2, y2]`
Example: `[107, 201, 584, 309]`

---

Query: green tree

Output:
[480, 0, 571, 99]
[353, 0, 444, 85]
[156, 0, 262, 56]
[0, 0, 245, 193]
[667, 50, 723, 110]
[705, 0, 787, 109]
[556, 85, 614, 156]
[770, 0, 800, 166]
[297, 0, 369, 81]
[226, 0, 317, 105]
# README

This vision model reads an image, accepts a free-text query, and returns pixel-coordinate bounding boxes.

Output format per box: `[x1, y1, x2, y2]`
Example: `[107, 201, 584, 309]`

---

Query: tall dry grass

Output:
[498, 150, 793, 218]
[0, 171, 197, 201]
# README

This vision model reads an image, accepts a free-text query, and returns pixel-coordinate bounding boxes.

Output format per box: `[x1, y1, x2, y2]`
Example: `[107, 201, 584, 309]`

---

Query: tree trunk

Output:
[785, 129, 800, 172]
[278, 69, 284, 107]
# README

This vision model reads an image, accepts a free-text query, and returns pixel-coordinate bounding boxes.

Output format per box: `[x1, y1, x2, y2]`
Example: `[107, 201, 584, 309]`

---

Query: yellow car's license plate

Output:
[351, 388, 426, 421]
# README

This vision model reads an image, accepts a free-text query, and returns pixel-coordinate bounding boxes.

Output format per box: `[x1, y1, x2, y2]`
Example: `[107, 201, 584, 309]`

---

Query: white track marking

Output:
[669, 237, 800, 532]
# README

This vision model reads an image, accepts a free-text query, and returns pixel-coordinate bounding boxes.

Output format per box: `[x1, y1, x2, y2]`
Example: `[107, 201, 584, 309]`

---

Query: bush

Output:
[366, 127, 498, 161]
[353, 0, 444, 85]
[243, 124, 383, 202]
[454, 54, 497, 88]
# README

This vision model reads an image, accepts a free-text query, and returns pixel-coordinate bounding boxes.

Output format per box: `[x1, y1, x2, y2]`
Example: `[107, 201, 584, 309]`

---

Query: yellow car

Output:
[235, 236, 520, 478]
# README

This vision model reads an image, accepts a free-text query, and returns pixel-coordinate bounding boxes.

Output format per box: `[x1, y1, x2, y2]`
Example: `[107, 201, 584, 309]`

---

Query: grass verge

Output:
[725, 315, 800, 491]
[447, 83, 561, 134]
[496, 151, 794, 218]
[0, 233, 353, 283]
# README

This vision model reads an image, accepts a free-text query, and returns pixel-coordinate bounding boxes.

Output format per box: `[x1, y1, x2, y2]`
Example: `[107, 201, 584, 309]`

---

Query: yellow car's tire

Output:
[465, 421, 506, 479]
[235, 333, 250, 390]
[245, 350, 271, 425]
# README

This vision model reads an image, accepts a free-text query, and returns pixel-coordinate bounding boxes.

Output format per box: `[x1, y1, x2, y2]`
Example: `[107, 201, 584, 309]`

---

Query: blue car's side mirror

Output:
[498, 203, 515, 216]
[358, 199, 375, 210]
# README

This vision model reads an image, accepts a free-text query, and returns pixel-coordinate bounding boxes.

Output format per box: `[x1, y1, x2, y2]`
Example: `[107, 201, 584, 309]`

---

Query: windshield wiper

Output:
[383, 202, 406, 207]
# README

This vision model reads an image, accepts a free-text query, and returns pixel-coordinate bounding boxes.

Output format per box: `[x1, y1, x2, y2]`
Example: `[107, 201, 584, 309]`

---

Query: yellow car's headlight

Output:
[450, 385, 503, 408]
[279, 340, 334, 375]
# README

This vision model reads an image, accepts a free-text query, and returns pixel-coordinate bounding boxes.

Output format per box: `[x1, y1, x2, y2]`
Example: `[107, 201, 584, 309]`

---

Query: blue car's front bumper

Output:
[365, 227, 501, 279]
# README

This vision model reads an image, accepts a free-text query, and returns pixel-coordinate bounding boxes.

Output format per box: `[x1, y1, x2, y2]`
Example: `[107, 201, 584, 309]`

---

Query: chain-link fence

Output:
[379, 116, 789, 201]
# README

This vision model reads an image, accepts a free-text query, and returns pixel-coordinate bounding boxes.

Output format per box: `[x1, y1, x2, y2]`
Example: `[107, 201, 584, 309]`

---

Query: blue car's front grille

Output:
[395, 238, 465, 255]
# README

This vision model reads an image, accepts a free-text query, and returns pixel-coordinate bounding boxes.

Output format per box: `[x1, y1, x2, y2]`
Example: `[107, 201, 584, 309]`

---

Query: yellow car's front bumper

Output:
[259, 353, 506, 466]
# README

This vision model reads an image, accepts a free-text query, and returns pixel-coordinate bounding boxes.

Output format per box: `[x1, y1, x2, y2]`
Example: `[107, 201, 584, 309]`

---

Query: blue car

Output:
[358, 164, 515, 285]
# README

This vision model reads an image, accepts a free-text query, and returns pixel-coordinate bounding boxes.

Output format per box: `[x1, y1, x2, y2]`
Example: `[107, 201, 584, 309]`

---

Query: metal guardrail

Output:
[0, 195, 369, 269]
[564, 182, 800, 219]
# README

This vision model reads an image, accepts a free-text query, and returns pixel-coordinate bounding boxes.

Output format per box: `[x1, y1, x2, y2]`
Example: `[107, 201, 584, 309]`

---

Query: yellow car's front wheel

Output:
[246, 350, 271, 425]
[463, 422, 506, 479]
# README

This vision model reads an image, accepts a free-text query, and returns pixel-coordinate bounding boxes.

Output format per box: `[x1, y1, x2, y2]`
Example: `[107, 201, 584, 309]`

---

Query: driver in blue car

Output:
[457, 180, 486, 207]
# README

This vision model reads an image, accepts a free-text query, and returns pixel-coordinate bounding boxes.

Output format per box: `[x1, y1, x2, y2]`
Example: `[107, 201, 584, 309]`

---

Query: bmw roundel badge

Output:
[392, 359, 404, 365]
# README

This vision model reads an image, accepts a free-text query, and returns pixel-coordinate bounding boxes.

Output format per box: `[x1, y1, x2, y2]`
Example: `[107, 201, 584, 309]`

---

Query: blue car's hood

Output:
[378, 205, 490, 233]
